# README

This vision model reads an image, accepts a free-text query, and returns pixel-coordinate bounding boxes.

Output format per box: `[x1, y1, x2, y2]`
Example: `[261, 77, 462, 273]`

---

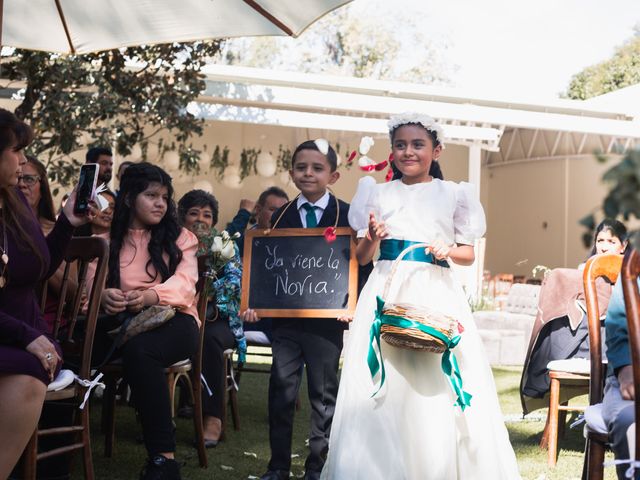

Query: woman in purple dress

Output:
[0, 109, 92, 478]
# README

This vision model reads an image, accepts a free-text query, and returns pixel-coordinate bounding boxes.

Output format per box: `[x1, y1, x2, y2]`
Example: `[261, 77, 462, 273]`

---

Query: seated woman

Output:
[0, 110, 91, 479]
[18, 156, 78, 333]
[89, 163, 199, 480]
[178, 189, 244, 447]
[520, 218, 627, 413]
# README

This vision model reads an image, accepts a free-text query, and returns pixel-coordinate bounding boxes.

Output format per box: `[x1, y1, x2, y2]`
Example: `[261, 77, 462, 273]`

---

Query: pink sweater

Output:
[88, 228, 200, 324]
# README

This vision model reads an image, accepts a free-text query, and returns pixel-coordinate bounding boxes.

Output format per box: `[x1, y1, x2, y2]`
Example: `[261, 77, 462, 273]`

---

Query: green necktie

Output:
[302, 203, 318, 228]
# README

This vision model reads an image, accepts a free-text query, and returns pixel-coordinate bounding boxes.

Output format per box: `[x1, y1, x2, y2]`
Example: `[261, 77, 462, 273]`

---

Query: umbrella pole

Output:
[54, 0, 75, 54]
[242, 0, 294, 36]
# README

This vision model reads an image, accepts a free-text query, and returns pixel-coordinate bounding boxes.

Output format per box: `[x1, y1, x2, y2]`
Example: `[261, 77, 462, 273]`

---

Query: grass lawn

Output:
[84, 364, 617, 480]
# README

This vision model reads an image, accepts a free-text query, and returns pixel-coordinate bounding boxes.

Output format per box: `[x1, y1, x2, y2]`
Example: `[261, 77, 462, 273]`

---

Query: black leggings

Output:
[95, 313, 199, 456]
[201, 318, 235, 418]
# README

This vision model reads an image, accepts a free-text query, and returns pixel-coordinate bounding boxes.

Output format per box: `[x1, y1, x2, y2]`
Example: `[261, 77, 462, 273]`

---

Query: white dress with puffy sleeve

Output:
[321, 178, 521, 480]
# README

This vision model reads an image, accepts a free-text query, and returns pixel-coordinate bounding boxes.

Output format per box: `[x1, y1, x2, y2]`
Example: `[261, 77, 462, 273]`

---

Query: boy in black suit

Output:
[243, 140, 372, 480]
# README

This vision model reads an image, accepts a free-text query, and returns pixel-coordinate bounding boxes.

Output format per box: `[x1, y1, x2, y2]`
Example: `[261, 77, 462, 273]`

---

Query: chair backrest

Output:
[194, 257, 215, 380]
[50, 236, 109, 380]
[621, 248, 640, 462]
[583, 253, 623, 405]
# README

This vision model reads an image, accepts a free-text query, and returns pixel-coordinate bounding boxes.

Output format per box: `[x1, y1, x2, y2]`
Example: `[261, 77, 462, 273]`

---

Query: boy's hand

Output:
[102, 288, 127, 315]
[367, 212, 388, 242]
[337, 314, 353, 323]
[241, 309, 260, 323]
[618, 365, 635, 400]
[427, 239, 451, 261]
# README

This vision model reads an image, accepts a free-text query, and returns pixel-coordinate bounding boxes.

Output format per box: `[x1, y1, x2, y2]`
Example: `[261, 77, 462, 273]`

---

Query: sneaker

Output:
[139, 455, 181, 480]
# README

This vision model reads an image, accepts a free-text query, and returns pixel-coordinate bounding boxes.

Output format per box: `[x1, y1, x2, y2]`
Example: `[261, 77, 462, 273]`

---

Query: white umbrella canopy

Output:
[1, 0, 352, 55]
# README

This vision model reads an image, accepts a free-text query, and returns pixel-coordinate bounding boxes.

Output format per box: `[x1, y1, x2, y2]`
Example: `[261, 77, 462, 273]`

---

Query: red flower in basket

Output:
[324, 227, 337, 243]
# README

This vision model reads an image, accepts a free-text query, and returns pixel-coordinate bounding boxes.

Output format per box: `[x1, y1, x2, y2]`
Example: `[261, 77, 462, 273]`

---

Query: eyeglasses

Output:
[18, 174, 41, 187]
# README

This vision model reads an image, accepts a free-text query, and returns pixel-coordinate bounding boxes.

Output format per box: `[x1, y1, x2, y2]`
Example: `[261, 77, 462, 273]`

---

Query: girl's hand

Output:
[367, 212, 388, 242]
[337, 314, 353, 323]
[125, 290, 145, 313]
[101, 288, 127, 315]
[241, 309, 260, 323]
[26, 335, 61, 382]
[61, 189, 97, 227]
[427, 239, 451, 261]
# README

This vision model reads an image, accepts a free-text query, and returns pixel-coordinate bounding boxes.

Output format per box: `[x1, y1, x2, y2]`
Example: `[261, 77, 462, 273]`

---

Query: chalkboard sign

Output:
[241, 227, 357, 318]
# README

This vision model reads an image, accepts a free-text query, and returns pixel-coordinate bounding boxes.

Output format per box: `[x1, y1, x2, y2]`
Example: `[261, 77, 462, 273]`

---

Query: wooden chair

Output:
[22, 236, 109, 480]
[220, 348, 240, 439]
[616, 248, 640, 477]
[101, 263, 211, 468]
[579, 253, 624, 479]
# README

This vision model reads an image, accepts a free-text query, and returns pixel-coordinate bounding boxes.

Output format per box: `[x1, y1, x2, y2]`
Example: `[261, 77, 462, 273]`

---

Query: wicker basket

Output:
[379, 243, 461, 353]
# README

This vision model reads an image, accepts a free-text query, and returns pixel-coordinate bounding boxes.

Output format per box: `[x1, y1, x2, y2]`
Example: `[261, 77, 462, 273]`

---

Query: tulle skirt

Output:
[321, 260, 521, 480]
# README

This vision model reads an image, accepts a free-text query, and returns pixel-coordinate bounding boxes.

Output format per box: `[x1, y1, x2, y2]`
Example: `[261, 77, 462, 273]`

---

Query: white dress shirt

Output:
[296, 191, 330, 227]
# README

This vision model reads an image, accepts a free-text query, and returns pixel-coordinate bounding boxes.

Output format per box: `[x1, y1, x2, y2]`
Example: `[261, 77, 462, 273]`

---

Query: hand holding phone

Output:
[74, 164, 99, 215]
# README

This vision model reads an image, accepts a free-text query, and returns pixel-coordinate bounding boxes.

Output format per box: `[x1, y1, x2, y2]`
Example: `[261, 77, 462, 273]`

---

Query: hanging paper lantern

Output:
[256, 151, 277, 178]
[193, 179, 213, 193]
[164, 150, 180, 171]
[222, 165, 242, 189]
[336, 152, 342, 167]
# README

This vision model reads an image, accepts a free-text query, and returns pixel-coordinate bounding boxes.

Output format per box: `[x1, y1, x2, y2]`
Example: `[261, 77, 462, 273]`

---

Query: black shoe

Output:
[304, 470, 321, 480]
[259, 470, 290, 480]
[139, 455, 181, 480]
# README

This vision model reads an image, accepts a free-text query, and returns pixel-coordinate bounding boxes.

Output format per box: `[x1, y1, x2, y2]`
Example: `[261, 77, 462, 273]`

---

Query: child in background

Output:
[242, 140, 372, 480]
[321, 113, 521, 479]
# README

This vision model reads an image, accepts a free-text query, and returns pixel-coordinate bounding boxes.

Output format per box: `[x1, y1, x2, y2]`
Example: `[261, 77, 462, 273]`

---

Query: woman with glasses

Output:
[18, 157, 77, 333]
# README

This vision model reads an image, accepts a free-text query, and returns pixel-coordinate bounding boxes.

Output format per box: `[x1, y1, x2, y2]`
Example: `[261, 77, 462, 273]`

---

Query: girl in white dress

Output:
[321, 113, 521, 480]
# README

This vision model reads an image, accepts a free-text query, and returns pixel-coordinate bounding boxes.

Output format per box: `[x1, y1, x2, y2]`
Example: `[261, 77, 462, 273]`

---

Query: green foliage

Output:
[276, 144, 292, 171]
[210, 145, 230, 179]
[239, 148, 260, 180]
[565, 33, 640, 99]
[581, 148, 640, 248]
[2, 41, 223, 186]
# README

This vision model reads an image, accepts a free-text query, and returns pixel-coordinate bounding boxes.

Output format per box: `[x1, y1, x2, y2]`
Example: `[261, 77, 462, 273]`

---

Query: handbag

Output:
[107, 305, 176, 344]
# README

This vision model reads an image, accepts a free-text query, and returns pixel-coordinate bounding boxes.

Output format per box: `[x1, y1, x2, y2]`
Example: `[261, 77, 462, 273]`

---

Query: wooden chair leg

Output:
[81, 408, 95, 480]
[221, 359, 228, 442]
[230, 387, 240, 431]
[191, 376, 208, 468]
[558, 402, 568, 439]
[547, 377, 560, 466]
[585, 438, 605, 480]
[22, 431, 37, 480]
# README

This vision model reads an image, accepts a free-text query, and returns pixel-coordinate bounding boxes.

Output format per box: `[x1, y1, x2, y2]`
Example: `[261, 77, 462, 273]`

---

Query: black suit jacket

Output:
[267, 194, 373, 333]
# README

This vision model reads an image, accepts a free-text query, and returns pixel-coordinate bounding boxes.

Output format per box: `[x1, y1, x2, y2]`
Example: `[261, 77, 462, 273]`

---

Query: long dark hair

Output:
[0, 109, 44, 275]
[107, 163, 182, 288]
[390, 123, 444, 181]
[25, 156, 56, 222]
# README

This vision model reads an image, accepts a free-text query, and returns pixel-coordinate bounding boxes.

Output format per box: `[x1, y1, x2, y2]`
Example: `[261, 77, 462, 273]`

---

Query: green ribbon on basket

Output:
[367, 296, 472, 411]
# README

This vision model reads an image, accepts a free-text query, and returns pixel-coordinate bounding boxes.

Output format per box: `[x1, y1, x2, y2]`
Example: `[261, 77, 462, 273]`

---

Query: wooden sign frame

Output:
[240, 227, 358, 318]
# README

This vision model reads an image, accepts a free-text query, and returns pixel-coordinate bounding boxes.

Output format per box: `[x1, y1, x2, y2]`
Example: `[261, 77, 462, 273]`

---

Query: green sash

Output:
[368, 296, 472, 410]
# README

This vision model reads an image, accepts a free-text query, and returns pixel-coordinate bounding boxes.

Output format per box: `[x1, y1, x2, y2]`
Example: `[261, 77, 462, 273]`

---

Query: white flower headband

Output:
[387, 112, 446, 149]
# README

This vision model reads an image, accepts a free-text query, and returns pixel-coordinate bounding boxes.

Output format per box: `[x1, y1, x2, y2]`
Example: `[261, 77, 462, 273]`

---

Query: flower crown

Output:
[387, 112, 446, 149]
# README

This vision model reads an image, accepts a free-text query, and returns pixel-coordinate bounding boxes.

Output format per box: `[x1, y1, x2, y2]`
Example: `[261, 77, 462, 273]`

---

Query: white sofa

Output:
[473, 283, 541, 365]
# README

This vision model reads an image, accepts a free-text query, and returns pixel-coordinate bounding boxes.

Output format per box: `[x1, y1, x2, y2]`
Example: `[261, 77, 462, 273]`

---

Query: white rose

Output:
[359, 136, 375, 155]
[221, 241, 235, 260]
[221, 230, 230, 241]
[211, 236, 223, 253]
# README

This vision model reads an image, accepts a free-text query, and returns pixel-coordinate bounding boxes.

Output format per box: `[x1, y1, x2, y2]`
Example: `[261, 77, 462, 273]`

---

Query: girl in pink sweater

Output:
[94, 163, 199, 480]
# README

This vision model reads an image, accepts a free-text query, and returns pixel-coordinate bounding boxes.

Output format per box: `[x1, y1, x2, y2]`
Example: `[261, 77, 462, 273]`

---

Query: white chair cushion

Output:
[504, 284, 541, 316]
[584, 403, 608, 435]
[47, 369, 75, 392]
[547, 358, 590, 374]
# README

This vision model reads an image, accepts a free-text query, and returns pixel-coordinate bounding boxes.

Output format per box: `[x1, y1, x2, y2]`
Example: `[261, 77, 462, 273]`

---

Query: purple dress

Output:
[0, 191, 74, 385]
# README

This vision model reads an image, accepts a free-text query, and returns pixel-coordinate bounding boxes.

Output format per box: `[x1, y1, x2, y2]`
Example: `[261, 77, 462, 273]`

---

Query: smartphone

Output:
[73, 163, 99, 215]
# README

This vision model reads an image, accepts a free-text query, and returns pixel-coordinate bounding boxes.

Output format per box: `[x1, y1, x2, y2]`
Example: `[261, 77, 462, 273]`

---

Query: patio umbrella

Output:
[0, 0, 352, 55]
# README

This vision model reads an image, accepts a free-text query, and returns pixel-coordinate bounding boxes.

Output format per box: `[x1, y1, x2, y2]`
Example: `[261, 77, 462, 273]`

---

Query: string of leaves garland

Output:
[209, 145, 230, 179]
[580, 148, 640, 249]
